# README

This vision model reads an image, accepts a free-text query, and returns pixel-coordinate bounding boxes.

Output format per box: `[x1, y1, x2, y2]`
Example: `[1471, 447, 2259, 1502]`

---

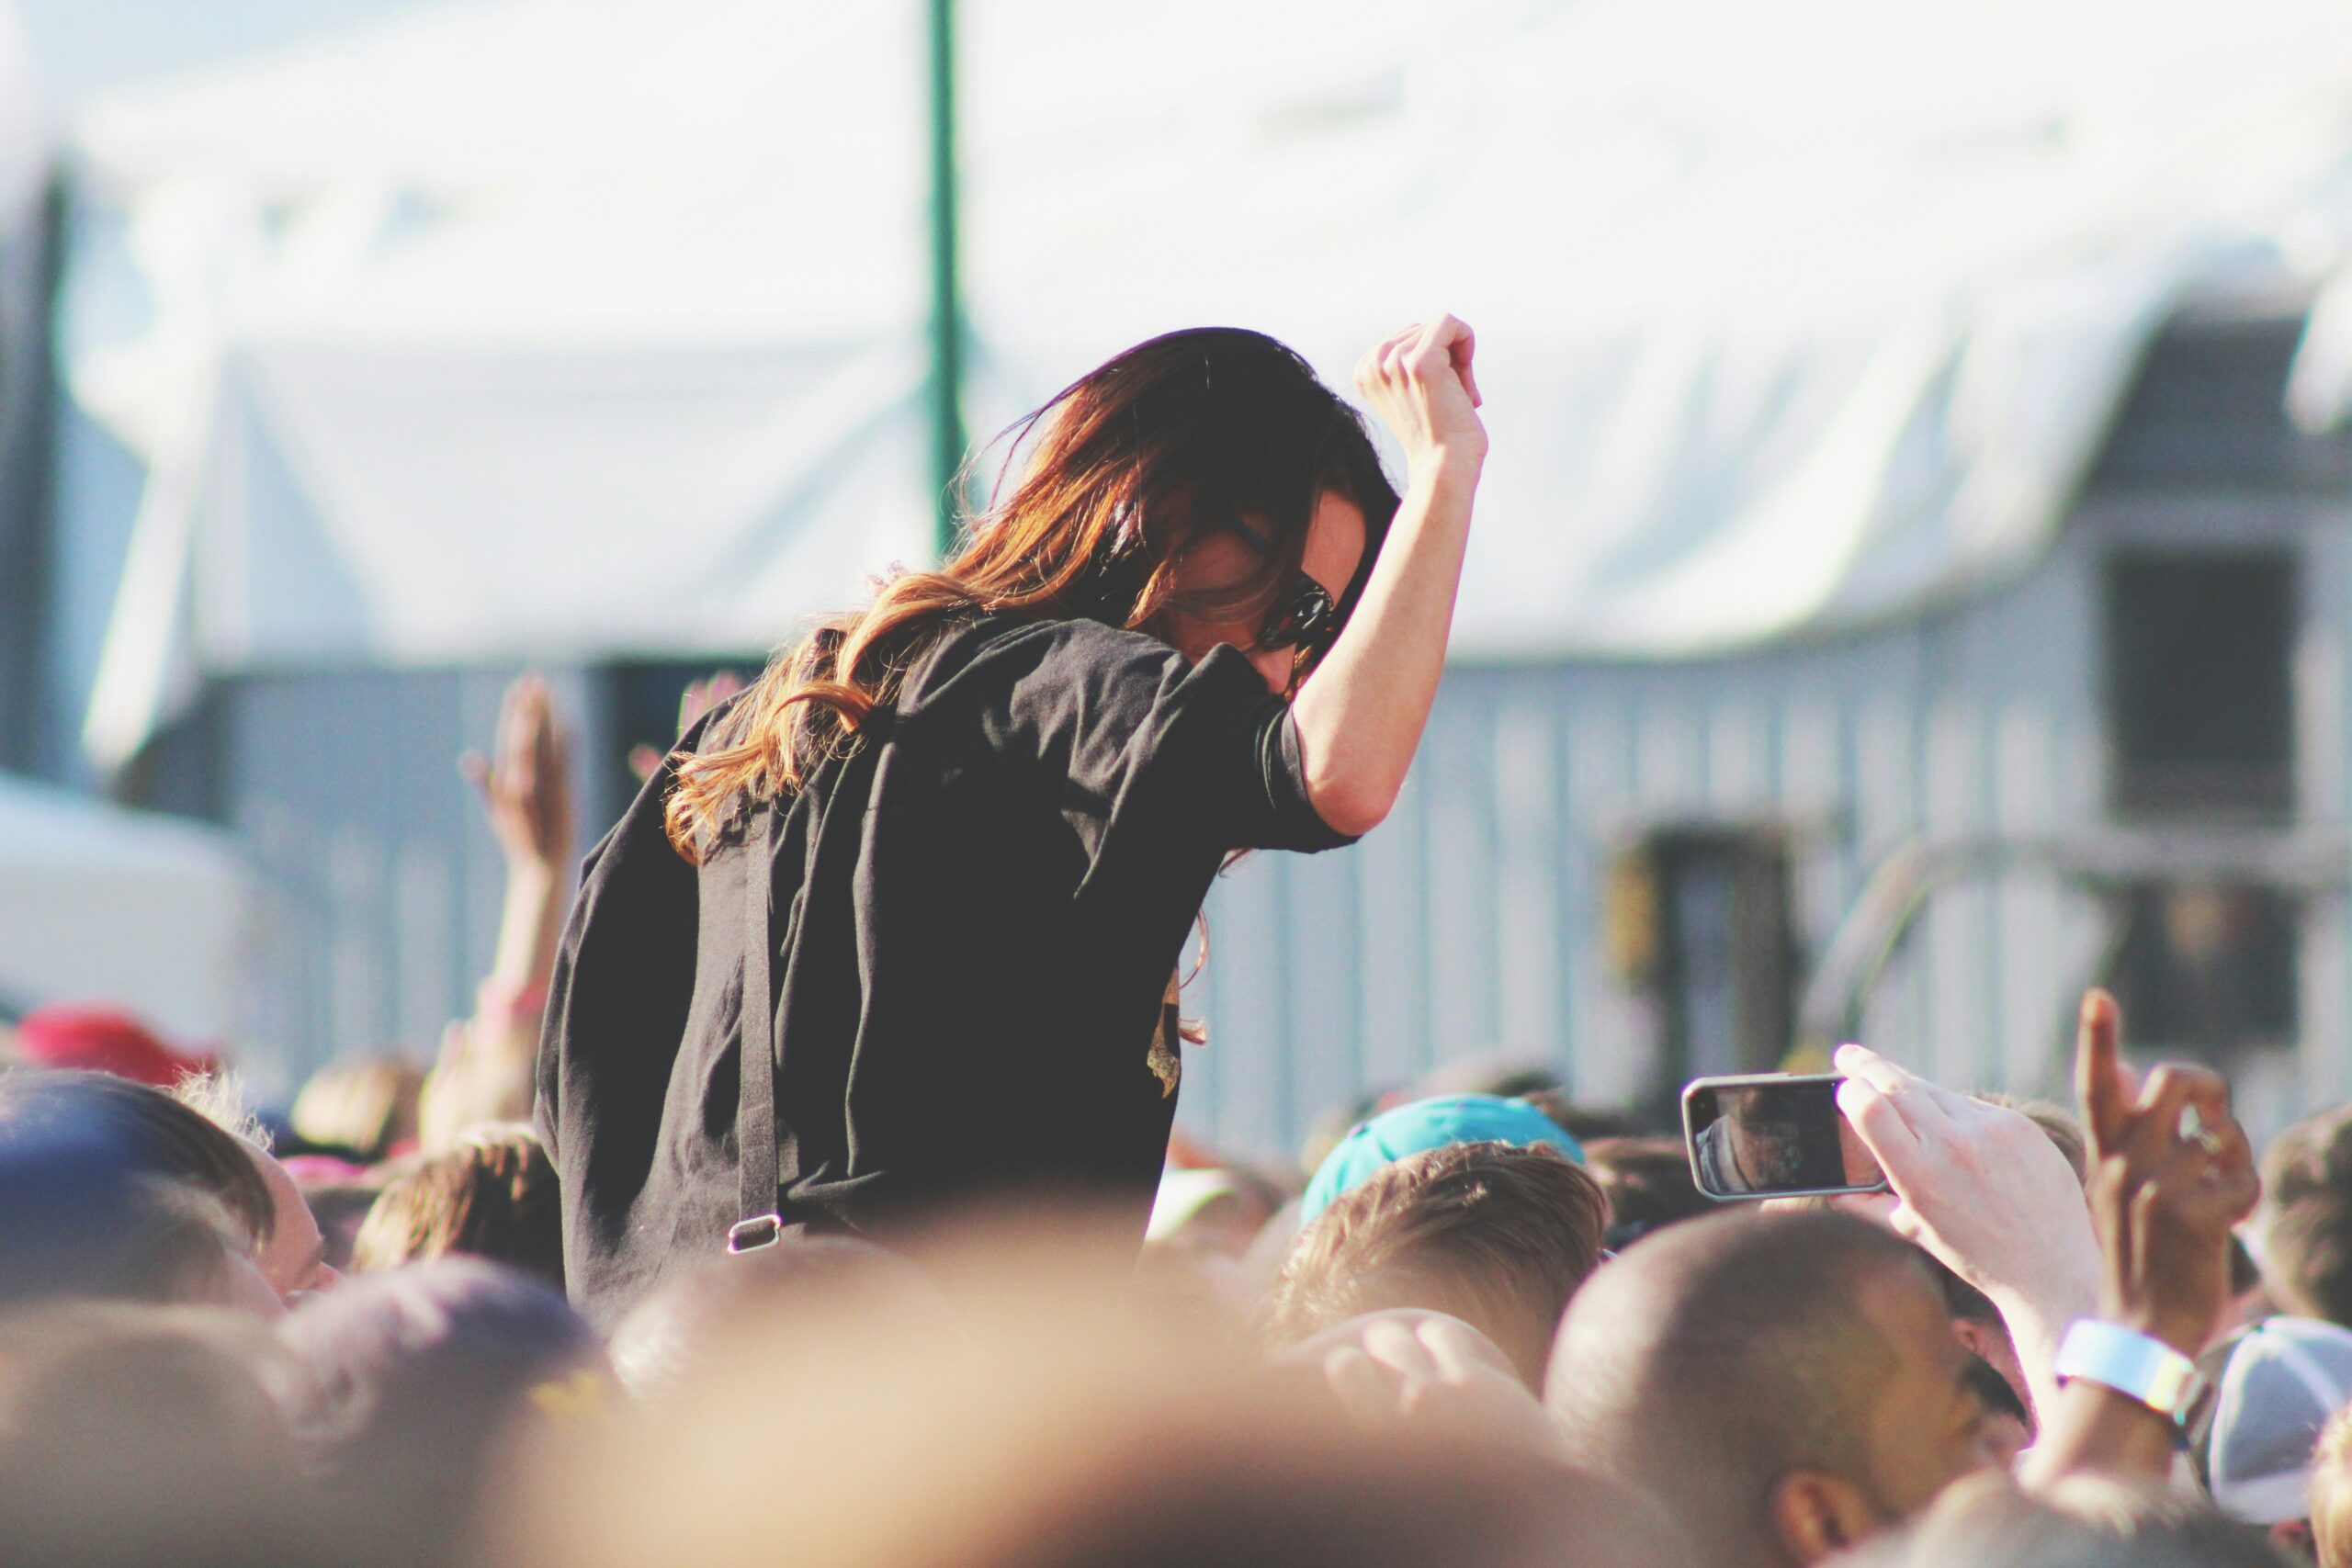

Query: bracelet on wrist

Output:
[2053, 1319, 2211, 1438]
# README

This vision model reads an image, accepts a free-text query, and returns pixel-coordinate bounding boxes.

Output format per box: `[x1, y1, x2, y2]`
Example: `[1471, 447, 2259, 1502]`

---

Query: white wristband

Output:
[2052, 1319, 2208, 1427]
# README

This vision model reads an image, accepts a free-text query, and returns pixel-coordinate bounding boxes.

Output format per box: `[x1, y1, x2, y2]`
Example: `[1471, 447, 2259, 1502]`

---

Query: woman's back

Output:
[538, 316, 1487, 1326]
[541, 615, 1350, 1328]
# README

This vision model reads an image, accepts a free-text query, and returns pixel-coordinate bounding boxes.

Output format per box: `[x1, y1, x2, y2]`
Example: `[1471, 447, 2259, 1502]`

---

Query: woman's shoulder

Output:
[906, 615, 1185, 710]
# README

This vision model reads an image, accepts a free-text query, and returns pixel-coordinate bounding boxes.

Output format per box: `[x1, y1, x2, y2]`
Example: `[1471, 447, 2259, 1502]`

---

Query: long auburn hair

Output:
[666, 327, 1398, 860]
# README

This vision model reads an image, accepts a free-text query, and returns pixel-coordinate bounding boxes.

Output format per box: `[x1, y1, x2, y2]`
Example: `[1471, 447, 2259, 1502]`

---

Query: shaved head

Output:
[1545, 1211, 1989, 1567]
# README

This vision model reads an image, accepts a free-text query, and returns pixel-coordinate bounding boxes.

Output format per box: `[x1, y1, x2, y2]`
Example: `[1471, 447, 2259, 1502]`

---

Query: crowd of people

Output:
[2, 320, 2347, 1566]
[0, 681, 2342, 1568]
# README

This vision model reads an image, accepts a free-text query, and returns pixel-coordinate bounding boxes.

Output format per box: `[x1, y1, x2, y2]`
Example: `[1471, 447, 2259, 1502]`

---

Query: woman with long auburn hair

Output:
[538, 319, 1487, 1325]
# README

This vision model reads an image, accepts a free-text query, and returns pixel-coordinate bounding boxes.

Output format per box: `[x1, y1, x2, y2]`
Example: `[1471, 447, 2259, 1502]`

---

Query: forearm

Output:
[1988, 1262, 2100, 1432]
[1290, 457, 1479, 834]
[486, 858, 567, 1000]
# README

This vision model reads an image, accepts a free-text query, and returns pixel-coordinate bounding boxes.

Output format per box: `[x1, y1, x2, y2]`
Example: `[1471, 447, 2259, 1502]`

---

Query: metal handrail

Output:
[1795, 827, 2352, 1048]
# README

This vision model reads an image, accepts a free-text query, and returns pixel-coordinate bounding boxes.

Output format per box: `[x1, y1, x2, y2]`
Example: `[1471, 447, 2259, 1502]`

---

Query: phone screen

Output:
[1683, 1076, 1885, 1200]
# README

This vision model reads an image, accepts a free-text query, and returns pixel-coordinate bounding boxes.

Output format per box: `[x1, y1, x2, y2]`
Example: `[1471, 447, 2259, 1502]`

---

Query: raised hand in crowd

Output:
[1288, 315, 1485, 835]
[1829, 1043, 2100, 1426]
[422, 675, 579, 1152]
[2023, 987, 2262, 1491]
[1352, 314, 1485, 467]
[2075, 989, 2260, 1356]
[628, 669, 746, 784]
[460, 672, 575, 876]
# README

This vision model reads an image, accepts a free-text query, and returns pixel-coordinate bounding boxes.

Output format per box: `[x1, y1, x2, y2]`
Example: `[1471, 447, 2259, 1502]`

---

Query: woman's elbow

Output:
[1308, 778, 1396, 838]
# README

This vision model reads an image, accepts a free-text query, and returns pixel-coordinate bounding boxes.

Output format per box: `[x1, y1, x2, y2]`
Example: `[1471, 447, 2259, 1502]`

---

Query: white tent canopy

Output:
[58, 0, 2352, 766]
[0, 1, 45, 218]
[0, 773, 252, 1042]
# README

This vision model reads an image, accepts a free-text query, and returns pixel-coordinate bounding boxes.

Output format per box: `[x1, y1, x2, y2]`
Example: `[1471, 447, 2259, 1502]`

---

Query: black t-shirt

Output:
[537, 615, 1354, 1328]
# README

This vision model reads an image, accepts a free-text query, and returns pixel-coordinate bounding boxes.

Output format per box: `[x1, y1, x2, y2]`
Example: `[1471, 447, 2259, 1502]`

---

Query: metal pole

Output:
[926, 0, 966, 562]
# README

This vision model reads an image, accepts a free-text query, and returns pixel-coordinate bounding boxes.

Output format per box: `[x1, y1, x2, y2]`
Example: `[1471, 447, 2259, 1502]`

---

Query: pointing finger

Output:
[2075, 988, 2129, 1154]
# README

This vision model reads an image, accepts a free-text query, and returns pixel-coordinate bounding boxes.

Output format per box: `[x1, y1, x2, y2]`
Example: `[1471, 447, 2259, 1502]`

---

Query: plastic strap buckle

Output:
[727, 1213, 783, 1255]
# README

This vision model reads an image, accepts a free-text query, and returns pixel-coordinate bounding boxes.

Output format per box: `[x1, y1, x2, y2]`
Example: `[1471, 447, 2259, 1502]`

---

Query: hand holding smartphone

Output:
[1681, 1072, 1888, 1201]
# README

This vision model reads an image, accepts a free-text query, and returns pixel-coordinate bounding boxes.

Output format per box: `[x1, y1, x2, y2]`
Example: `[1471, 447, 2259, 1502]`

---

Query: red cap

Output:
[16, 1005, 220, 1088]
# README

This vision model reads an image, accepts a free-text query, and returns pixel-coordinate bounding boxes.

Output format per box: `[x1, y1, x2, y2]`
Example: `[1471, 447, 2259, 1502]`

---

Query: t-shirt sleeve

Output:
[989, 620, 1358, 855]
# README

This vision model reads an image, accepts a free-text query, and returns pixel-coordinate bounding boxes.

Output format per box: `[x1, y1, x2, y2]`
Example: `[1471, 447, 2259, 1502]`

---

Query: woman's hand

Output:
[1354, 315, 1487, 475]
[1291, 314, 1486, 836]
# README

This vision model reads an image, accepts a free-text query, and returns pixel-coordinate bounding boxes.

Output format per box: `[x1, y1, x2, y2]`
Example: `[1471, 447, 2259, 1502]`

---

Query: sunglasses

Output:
[1229, 518, 1344, 665]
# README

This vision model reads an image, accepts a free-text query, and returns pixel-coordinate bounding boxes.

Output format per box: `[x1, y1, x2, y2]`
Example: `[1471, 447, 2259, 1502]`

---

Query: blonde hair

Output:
[173, 1069, 272, 1153]
[291, 1057, 423, 1162]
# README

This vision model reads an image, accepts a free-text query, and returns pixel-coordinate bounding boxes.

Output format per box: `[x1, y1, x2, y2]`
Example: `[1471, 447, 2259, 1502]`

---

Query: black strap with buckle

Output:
[729, 807, 783, 1257]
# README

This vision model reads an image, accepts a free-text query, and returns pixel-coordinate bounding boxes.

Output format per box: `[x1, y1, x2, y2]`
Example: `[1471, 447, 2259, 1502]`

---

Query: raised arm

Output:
[1291, 316, 1487, 837]
[2019, 988, 2260, 1490]
[1830, 1044, 2101, 1427]
[421, 674, 577, 1150]
[468, 673, 576, 1011]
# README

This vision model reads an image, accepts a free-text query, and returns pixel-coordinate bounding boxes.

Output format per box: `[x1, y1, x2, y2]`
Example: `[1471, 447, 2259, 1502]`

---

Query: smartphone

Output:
[1681, 1073, 1888, 1201]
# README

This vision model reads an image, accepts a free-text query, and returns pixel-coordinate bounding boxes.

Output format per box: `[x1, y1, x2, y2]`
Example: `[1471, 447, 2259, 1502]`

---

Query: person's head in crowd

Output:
[1959, 1356, 2030, 1468]
[0, 1303, 325, 1568]
[1582, 1134, 1713, 1250]
[2188, 1317, 2352, 1552]
[1849, 1471, 2295, 1568]
[1928, 1258, 2040, 1425]
[277, 1259, 607, 1567]
[177, 1070, 345, 1302]
[14, 1003, 220, 1087]
[2312, 1404, 2352, 1568]
[243, 1135, 345, 1302]
[290, 1055, 424, 1163]
[1301, 1093, 1585, 1224]
[2266, 1103, 2352, 1208]
[498, 1219, 1693, 1568]
[1548, 1209, 2000, 1568]
[2261, 1104, 2352, 1328]
[1792, 1091, 2091, 1427]
[350, 1122, 562, 1288]
[0, 1068, 280, 1313]
[610, 1236, 957, 1403]
[1269, 1141, 1607, 1390]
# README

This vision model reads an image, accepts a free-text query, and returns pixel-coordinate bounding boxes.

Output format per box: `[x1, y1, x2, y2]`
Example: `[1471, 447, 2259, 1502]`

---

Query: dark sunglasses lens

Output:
[1261, 582, 1334, 650]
